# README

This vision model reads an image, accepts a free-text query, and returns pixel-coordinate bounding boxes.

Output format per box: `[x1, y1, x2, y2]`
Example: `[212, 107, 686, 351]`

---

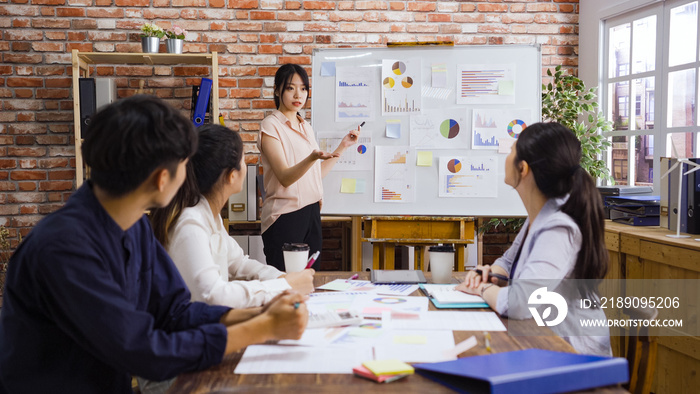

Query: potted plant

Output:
[140, 23, 165, 53]
[165, 26, 187, 54]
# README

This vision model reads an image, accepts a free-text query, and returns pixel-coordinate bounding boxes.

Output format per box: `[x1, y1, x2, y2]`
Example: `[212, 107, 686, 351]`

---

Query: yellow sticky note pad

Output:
[363, 359, 415, 376]
[393, 335, 427, 344]
[340, 178, 357, 193]
[417, 151, 433, 167]
[498, 80, 514, 95]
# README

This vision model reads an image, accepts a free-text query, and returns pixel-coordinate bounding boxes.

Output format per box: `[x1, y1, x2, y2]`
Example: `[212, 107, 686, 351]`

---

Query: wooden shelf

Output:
[71, 50, 219, 187]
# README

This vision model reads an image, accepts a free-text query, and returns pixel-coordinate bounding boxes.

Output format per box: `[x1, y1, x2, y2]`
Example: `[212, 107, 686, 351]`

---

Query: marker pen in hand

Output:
[305, 251, 320, 269]
[359, 121, 365, 127]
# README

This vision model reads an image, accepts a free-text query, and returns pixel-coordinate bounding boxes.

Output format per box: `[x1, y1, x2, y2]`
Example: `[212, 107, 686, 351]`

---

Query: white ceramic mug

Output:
[282, 243, 310, 273]
[429, 244, 455, 283]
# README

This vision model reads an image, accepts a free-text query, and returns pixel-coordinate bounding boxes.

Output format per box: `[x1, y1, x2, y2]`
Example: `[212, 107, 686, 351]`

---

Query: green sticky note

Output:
[393, 335, 428, 344]
[498, 80, 514, 95]
[355, 178, 366, 193]
[417, 151, 433, 167]
[321, 281, 353, 291]
[340, 178, 357, 193]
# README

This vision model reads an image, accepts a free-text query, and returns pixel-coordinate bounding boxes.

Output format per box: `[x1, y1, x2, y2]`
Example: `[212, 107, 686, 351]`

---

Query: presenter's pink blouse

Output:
[258, 110, 323, 233]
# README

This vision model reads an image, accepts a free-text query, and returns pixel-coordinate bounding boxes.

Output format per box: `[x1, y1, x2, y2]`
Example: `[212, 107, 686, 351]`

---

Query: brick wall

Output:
[0, 1, 580, 256]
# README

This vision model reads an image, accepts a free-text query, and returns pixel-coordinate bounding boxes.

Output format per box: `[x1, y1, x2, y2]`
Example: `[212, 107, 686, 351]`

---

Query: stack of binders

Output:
[606, 195, 660, 226]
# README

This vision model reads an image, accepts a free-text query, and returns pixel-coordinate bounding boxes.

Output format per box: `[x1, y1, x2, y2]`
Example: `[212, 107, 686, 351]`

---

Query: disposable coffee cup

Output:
[429, 244, 455, 283]
[282, 243, 310, 273]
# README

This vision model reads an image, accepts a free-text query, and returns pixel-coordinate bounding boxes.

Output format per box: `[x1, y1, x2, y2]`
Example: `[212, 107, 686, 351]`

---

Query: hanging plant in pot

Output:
[165, 26, 187, 54]
[140, 23, 165, 53]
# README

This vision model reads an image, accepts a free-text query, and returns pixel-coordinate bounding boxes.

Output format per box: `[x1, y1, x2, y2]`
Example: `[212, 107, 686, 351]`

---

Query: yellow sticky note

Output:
[363, 359, 415, 376]
[417, 151, 433, 167]
[498, 80, 514, 95]
[340, 178, 357, 193]
[393, 335, 428, 344]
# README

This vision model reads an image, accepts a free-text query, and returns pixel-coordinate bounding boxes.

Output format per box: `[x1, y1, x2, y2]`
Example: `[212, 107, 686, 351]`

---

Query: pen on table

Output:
[305, 250, 320, 269]
[346, 273, 359, 282]
[484, 331, 491, 353]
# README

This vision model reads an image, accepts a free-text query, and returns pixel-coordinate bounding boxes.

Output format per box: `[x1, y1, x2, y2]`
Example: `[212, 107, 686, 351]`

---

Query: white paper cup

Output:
[282, 243, 310, 273]
[429, 245, 455, 283]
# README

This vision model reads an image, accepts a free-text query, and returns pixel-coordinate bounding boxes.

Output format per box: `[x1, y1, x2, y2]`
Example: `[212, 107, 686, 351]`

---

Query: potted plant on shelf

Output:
[165, 26, 187, 54]
[140, 23, 165, 53]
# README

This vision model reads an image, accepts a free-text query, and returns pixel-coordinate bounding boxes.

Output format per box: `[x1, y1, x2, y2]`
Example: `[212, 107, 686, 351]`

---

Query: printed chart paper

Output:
[381, 59, 422, 115]
[410, 108, 469, 149]
[388, 311, 507, 331]
[472, 108, 534, 150]
[439, 156, 498, 198]
[456, 64, 516, 105]
[318, 133, 373, 171]
[375, 146, 416, 203]
[335, 66, 375, 122]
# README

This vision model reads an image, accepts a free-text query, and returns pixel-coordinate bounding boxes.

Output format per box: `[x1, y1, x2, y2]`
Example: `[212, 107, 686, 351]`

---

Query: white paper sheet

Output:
[388, 311, 507, 331]
[234, 344, 374, 374]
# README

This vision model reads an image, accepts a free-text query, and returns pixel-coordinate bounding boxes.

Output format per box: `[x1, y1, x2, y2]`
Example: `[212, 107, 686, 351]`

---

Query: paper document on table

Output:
[422, 284, 485, 304]
[373, 329, 456, 363]
[388, 311, 506, 331]
[234, 344, 374, 374]
[317, 279, 419, 296]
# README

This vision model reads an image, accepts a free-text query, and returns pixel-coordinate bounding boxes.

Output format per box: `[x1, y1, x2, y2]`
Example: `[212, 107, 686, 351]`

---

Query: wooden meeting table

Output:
[168, 271, 627, 393]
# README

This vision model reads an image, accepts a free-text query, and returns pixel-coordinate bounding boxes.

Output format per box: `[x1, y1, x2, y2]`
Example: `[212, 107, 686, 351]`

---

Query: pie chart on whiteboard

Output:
[447, 159, 462, 173]
[440, 119, 460, 139]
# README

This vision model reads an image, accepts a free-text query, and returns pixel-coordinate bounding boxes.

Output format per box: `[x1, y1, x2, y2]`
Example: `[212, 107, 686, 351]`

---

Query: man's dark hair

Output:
[81, 95, 197, 196]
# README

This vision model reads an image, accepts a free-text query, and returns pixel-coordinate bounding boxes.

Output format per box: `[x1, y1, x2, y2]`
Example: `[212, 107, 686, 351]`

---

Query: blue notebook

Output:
[414, 349, 628, 394]
[419, 284, 489, 309]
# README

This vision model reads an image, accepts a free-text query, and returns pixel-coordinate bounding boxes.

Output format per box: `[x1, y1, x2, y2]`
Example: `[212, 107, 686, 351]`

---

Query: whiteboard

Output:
[310, 45, 540, 217]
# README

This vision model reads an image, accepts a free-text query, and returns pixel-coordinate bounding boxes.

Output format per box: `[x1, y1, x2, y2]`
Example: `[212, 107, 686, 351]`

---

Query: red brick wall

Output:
[0, 1, 580, 252]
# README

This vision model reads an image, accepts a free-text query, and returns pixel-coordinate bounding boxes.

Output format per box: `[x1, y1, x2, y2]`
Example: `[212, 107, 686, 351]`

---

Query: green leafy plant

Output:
[542, 65, 614, 184]
[480, 66, 614, 235]
[1, 226, 11, 292]
[165, 26, 187, 40]
[140, 23, 165, 39]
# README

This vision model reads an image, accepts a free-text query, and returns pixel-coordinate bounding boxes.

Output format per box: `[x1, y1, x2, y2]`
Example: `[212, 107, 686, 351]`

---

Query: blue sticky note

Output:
[386, 122, 401, 139]
[321, 62, 336, 77]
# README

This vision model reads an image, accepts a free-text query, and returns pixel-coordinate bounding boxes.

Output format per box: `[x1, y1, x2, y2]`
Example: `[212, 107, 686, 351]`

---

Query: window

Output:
[601, 0, 700, 189]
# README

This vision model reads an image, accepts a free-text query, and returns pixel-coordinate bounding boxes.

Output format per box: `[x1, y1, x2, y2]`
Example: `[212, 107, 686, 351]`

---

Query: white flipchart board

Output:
[310, 45, 540, 217]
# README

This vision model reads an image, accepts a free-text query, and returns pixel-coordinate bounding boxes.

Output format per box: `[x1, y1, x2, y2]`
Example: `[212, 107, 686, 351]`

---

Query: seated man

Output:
[0, 95, 308, 393]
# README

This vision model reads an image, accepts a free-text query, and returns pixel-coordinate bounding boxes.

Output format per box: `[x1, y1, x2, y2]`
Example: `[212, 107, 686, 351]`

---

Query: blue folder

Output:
[414, 349, 628, 394]
[193, 78, 212, 126]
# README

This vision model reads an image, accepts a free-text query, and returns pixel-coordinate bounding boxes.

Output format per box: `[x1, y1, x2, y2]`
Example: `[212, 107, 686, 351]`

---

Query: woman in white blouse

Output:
[151, 124, 314, 309]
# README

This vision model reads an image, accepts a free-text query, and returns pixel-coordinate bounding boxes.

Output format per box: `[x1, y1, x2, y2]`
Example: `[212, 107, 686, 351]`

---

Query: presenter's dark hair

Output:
[513, 122, 608, 296]
[81, 95, 197, 196]
[150, 124, 244, 247]
[273, 64, 310, 109]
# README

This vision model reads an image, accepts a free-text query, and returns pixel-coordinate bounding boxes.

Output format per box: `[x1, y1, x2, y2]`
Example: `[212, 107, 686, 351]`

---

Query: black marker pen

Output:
[359, 121, 365, 127]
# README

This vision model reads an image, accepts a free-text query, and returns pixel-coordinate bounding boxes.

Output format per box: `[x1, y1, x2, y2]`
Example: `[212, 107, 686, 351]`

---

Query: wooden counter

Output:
[604, 221, 700, 393]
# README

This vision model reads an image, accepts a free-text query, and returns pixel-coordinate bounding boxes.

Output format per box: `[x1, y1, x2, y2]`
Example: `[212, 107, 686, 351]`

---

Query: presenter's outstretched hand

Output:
[283, 269, 315, 295]
[310, 149, 340, 161]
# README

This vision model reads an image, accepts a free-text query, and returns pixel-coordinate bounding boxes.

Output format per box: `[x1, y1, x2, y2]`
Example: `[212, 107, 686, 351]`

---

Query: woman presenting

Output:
[456, 122, 610, 356]
[259, 64, 360, 270]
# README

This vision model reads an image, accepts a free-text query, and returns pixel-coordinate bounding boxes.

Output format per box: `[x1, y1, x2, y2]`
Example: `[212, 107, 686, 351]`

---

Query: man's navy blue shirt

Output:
[0, 183, 230, 393]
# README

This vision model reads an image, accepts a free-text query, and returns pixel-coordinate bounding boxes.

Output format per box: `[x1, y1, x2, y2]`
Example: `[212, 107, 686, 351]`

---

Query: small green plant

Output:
[165, 26, 187, 40]
[478, 218, 525, 235]
[541, 65, 614, 184]
[140, 23, 165, 39]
